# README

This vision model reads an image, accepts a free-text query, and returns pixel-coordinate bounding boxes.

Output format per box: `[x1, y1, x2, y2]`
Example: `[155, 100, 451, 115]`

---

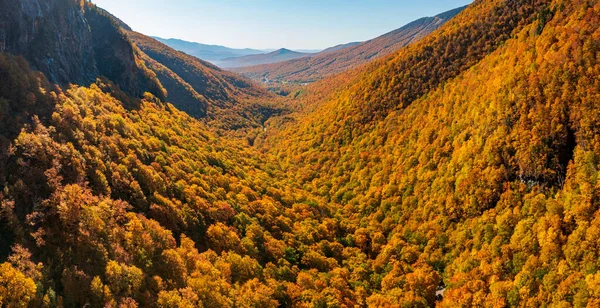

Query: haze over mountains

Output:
[155, 6, 464, 77]
[318, 42, 362, 55]
[152, 37, 266, 64]
[217, 48, 313, 69]
[154, 37, 320, 68]
[236, 6, 467, 84]
[1, 0, 600, 307]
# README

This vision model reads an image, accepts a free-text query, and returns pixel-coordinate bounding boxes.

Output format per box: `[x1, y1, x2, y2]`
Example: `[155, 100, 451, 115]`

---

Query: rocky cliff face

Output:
[0, 0, 97, 84]
[0, 0, 164, 99]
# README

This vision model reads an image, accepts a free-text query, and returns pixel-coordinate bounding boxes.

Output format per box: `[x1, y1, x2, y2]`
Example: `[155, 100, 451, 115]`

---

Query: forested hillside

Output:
[262, 0, 600, 305]
[126, 31, 284, 131]
[1, 0, 600, 307]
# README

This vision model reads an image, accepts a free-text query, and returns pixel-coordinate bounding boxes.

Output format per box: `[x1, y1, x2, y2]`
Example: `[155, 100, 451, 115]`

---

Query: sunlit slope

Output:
[266, 0, 600, 305]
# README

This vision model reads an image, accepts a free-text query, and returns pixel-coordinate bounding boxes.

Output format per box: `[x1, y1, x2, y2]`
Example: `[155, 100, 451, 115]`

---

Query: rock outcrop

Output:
[0, 0, 97, 84]
[0, 0, 164, 99]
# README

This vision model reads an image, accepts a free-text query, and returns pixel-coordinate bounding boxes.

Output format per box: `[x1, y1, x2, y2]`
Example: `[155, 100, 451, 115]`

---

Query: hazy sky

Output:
[92, 0, 473, 50]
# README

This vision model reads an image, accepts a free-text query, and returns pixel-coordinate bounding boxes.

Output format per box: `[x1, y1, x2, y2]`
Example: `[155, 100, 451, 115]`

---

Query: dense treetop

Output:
[262, 0, 600, 305]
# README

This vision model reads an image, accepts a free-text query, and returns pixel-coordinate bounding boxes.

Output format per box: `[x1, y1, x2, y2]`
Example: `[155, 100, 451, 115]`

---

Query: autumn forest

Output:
[0, 0, 600, 307]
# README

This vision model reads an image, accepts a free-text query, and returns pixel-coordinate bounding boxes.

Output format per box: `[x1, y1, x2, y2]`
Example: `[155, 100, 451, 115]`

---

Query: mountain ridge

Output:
[218, 48, 313, 69]
[152, 37, 267, 64]
[0, 0, 166, 100]
[235, 6, 467, 85]
[318, 42, 362, 55]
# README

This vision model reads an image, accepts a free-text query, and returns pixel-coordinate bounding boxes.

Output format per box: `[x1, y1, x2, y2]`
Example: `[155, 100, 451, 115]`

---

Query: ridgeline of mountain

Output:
[152, 37, 266, 64]
[127, 32, 283, 130]
[2, 0, 600, 307]
[218, 48, 312, 69]
[260, 0, 600, 305]
[318, 42, 362, 55]
[236, 6, 466, 84]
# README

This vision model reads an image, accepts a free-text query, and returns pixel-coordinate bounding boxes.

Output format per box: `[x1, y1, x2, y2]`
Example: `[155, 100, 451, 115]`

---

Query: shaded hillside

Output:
[153, 37, 266, 64]
[0, 0, 164, 100]
[219, 48, 312, 69]
[236, 6, 466, 84]
[0, 0, 97, 84]
[127, 32, 285, 130]
[84, 6, 166, 100]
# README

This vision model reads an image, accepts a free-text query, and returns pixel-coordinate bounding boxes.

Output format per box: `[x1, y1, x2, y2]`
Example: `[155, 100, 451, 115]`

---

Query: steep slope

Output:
[153, 37, 266, 64]
[84, 6, 166, 100]
[219, 48, 312, 69]
[0, 0, 281, 132]
[236, 6, 466, 84]
[127, 31, 283, 130]
[0, 0, 97, 85]
[0, 0, 165, 100]
[278, 0, 543, 135]
[262, 0, 600, 306]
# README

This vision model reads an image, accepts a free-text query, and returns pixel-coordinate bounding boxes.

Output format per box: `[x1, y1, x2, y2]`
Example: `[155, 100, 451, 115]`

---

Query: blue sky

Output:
[93, 0, 473, 50]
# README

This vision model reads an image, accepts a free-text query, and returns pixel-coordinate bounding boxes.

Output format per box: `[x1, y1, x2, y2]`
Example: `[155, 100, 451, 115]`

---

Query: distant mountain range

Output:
[218, 48, 313, 68]
[151, 37, 267, 64]
[153, 6, 466, 83]
[235, 6, 467, 84]
[318, 42, 362, 55]
[153, 38, 323, 67]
